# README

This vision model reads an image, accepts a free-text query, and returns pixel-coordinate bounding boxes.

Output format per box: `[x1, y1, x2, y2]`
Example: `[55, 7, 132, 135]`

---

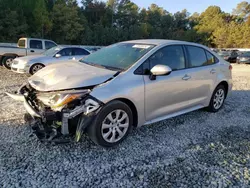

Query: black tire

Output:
[2, 56, 15, 69]
[87, 100, 133, 147]
[29, 63, 45, 75]
[207, 85, 226, 112]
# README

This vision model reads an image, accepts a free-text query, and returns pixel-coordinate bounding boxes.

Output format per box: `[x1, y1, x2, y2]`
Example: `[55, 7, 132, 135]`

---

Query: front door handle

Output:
[30, 50, 35, 53]
[182, 74, 191, 81]
[210, 69, 216, 74]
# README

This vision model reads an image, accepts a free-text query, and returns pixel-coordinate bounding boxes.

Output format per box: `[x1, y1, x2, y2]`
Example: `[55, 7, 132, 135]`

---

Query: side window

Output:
[73, 48, 90, 55]
[134, 59, 150, 75]
[205, 51, 217, 65]
[186, 46, 207, 68]
[45, 41, 57, 50]
[30, 40, 43, 49]
[58, 48, 73, 56]
[149, 45, 185, 71]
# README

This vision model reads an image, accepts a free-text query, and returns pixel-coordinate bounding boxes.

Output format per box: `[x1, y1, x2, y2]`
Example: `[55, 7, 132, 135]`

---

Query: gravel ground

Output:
[1, 64, 250, 187]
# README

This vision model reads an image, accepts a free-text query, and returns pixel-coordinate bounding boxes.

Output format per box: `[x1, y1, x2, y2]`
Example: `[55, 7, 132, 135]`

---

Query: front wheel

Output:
[207, 85, 226, 112]
[29, 63, 45, 75]
[87, 100, 133, 147]
[2, 56, 15, 69]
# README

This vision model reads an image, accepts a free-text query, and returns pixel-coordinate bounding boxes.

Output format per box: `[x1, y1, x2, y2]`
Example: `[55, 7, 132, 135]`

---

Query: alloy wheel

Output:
[32, 64, 43, 74]
[213, 89, 225, 110]
[101, 110, 129, 143]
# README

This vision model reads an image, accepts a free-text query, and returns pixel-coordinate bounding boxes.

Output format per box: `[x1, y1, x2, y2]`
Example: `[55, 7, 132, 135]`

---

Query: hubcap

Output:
[213, 89, 225, 110]
[101, 110, 129, 143]
[32, 65, 43, 73]
[6, 58, 13, 67]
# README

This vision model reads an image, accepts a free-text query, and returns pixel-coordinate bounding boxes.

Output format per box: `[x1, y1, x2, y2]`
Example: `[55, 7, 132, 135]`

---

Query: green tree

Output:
[51, 0, 84, 44]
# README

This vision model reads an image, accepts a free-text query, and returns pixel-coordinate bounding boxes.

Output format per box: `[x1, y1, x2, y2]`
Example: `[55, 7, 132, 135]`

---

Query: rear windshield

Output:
[18, 39, 25, 48]
[241, 52, 250, 57]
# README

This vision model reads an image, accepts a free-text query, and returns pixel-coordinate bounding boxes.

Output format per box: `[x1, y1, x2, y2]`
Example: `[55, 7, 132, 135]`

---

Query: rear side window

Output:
[205, 51, 217, 65]
[18, 39, 25, 48]
[30, 40, 43, 49]
[73, 48, 90, 55]
[186, 46, 207, 68]
[45, 41, 57, 50]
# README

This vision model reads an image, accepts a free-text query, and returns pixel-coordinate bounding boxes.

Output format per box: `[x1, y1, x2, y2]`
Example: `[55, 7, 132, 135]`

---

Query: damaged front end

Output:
[6, 84, 103, 143]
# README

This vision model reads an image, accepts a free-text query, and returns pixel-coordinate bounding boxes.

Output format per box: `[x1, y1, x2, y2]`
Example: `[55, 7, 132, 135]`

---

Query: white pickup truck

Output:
[0, 38, 57, 69]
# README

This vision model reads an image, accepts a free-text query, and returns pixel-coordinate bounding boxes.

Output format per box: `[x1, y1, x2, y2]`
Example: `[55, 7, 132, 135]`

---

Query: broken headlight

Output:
[37, 89, 90, 109]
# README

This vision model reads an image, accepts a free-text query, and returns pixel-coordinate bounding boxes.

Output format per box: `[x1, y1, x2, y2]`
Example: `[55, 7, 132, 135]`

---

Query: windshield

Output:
[79, 43, 155, 70]
[43, 46, 61, 56]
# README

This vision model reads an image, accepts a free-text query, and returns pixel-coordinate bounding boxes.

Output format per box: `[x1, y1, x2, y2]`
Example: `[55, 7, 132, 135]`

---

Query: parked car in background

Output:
[84, 46, 103, 53]
[217, 51, 238, 63]
[6, 40, 232, 147]
[236, 51, 250, 64]
[11, 46, 90, 75]
[0, 38, 57, 69]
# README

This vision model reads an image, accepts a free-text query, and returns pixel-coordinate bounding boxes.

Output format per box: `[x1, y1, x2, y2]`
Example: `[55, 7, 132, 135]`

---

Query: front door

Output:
[144, 45, 196, 122]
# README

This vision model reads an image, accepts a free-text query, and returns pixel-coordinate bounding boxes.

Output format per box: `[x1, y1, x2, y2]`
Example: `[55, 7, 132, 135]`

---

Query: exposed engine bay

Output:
[6, 83, 103, 143]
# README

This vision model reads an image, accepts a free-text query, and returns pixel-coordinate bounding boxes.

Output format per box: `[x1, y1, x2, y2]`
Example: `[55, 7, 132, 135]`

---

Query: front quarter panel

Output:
[90, 72, 145, 127]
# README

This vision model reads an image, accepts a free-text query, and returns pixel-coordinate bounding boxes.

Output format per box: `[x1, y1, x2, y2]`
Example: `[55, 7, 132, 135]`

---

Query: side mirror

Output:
[55, 54, 61, 58]
[150, 65, 172, 80]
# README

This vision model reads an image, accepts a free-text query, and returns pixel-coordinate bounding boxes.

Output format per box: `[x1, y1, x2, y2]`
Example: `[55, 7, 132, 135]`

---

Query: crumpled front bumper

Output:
[5, 92, 102, 143]
[5, 92, 41, 117]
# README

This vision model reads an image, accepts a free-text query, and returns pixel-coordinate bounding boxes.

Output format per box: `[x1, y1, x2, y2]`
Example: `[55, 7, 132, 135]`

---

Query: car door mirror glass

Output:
[55, 54, 61, 58]
[150, 64, 172, 76]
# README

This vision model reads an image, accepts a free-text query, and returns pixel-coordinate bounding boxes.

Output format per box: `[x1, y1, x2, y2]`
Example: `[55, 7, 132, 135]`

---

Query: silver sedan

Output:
[6, 40, 232, 147]
[11, 46, 90, 75]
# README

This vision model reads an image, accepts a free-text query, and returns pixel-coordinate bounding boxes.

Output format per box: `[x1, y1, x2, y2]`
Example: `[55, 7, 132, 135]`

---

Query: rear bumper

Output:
[237, 59, 250, 64]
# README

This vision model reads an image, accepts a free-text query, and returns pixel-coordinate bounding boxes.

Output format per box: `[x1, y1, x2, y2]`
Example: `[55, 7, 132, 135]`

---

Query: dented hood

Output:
[28, 61, 117, 91]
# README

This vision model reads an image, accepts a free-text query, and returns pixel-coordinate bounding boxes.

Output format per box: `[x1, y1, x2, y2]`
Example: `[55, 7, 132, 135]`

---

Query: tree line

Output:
[0, 0, 250, 48]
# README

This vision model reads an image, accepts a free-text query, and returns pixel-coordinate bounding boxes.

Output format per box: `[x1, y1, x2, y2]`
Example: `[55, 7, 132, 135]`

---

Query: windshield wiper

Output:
[80, 60, 124, 71]
[102, 65, 124, 71]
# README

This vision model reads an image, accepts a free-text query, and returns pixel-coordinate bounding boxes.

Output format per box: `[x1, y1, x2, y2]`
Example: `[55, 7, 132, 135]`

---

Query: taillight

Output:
[229, 65, 232, 70]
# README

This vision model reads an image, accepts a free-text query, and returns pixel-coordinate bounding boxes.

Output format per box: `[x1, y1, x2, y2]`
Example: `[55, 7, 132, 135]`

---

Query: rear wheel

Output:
[2, 56, 15, 69]
[87, 100, 133, 147]
[30, 63, 44, 75]
[207, 85, 226, 112]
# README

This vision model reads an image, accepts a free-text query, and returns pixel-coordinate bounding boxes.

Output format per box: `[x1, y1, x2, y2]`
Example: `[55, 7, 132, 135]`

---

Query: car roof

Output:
[121, 39, 206, 47]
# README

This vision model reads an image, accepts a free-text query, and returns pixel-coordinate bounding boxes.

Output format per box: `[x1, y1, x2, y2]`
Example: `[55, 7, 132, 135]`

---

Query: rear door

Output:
[27, 39, 44, 55]
[183, 45, 218, 106]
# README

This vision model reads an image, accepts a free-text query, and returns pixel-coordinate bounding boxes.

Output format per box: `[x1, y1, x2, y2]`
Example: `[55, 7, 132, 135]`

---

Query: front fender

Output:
[90, 73, 146, 127]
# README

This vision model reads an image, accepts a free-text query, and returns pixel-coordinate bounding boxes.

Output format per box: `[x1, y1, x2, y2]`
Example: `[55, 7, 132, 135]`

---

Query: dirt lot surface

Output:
[0, 64, 250, 187]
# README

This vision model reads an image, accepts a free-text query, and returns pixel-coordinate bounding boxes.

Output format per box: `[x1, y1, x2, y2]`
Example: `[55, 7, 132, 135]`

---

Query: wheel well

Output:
[113, 98, 138, 127]
[29, 63, 45, 74]
[218, 81, 229, 98]
[1, 54, 18, 64]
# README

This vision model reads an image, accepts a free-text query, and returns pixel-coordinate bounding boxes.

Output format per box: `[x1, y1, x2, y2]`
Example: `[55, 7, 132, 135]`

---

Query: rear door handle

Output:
[182, 74, 191, 81]
[210, 69, 216, 74]
[30, 50, 35, 53]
